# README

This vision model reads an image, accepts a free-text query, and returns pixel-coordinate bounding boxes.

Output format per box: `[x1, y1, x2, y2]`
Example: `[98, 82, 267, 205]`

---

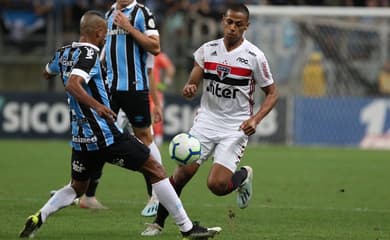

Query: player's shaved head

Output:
[80, 10, 106, 36]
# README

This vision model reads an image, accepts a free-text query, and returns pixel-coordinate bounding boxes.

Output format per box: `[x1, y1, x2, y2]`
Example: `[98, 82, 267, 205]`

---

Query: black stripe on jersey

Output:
[110, 24, 118, 93]
[204, 72, 250, 86]
[65, 48, 78, 80]
[106, 8, 115, 19]
[136, 6, 149, 88]
[55, 45, 70, 82]
[125, 35, 135, 90]
[139, 47, 147, 88]
[138, 4, 157, 30]
[77, 120, 88, 152]
[88, 71, 105, 105]
[58, 49, 65, 81]
[87, 73, 113, 149]
[125, 5, 139, 91]
[79, 103, 107, 149]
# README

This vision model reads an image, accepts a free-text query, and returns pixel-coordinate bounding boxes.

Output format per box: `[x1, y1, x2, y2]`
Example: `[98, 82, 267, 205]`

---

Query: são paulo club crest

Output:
[216, 65, 231, 80]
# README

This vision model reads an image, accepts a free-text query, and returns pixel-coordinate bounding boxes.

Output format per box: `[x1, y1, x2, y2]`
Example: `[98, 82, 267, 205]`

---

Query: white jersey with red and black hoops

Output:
[193, 38, 274, 130]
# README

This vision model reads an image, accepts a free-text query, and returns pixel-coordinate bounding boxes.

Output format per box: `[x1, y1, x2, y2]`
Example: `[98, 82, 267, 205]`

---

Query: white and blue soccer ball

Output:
[168, 133, 201, 165]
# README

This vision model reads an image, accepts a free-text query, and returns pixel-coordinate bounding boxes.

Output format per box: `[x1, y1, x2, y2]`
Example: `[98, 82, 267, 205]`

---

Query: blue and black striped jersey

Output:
[46, 42, 122, 151]
[104, 1, 159, 92]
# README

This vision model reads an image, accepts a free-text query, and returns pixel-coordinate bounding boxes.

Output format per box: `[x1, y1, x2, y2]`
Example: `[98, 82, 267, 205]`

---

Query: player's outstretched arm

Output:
[182, 62, 203, 99]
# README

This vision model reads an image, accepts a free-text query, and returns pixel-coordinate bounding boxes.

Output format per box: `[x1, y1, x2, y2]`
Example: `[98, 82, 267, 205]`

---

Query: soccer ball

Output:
[168, 133, 201, 165]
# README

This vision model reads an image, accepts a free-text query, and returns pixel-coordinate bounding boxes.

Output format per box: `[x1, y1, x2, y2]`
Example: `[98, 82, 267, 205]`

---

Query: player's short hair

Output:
[80, 10, 106, 35]
[83, 10, 105, 20]
[224, 3, 250, 19]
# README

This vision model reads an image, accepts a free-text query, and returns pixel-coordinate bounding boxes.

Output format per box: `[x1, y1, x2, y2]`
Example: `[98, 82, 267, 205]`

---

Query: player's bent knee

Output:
[207, 181, 228, 196]
[133, 127, 154, 145]
[142, 158, 167, 183]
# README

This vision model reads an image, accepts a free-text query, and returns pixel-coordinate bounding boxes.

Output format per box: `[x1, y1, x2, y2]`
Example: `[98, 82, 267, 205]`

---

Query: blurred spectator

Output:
[93, 0, 112, 12]
[378, 60, 390, 95]
[150, 52, 176, 146]
[302, 52, 327, 97]
[1, 0, 53, 44]
[60, 0, 89, 32]
[191, 0, 223, 20]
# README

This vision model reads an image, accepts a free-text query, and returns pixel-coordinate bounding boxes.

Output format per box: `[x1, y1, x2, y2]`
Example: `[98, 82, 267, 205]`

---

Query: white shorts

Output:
[190, 122, 248, 173]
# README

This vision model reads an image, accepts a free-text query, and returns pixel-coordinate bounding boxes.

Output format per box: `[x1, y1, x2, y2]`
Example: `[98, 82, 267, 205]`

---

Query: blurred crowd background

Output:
[0, 0, 389, 96]
[0, 1, 389, 146]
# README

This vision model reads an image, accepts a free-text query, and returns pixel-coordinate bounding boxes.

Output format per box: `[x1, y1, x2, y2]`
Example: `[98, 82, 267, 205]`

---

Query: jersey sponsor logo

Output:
[72, 135, 98, 143]
[60, 57, 74, 67]
[209, 43, 219, 46]
[85, 47, 95, 59]
[236, 57, 248, 64]
[206, 81, 238, 99]
[107, 28, 128, 35]
[216, 65, 231, 80]
[211, 51, 217, 56]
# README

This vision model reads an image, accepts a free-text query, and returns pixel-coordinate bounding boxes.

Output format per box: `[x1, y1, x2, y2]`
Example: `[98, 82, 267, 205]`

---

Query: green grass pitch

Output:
[1, 140, 390, 239]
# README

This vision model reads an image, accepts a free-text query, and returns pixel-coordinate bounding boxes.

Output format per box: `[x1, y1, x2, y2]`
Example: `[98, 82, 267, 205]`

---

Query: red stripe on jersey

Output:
[261, 62, 270, 80]
[204, 62, 252, 77]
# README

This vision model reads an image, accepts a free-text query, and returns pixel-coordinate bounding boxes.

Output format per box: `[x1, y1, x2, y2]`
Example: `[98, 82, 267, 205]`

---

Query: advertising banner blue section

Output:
[0, 92, 70, 138]
[294, 97, 390, 146]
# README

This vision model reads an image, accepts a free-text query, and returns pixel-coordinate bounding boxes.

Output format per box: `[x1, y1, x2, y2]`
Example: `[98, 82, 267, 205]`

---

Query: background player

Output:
[141, 3, 278, 236]
[104, 0, 164, 216]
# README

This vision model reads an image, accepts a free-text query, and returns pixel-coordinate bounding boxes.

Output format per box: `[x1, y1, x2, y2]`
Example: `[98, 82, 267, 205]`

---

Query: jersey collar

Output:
[72, 42, 100, 52]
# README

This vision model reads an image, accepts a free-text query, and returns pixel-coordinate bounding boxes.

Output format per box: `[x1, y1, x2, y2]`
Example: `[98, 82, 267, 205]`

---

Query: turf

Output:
[1, 140, 390, 239]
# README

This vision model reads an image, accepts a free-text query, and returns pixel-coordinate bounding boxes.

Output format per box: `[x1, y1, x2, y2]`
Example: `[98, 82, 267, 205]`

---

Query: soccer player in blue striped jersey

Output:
[19, 10, 221, 239]
[102, 0, 164, 216]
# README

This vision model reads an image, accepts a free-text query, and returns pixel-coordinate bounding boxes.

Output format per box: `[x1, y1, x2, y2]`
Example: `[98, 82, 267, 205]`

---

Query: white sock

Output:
[148, 141, 162, 165]
[40, 184, 77, 223]
[152, 178, 193, 232]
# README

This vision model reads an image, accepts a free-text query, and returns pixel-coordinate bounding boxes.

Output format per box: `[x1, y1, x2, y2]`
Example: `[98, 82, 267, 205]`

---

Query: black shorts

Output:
[111, 90, 151, 128]
[71, 132, 150, 181]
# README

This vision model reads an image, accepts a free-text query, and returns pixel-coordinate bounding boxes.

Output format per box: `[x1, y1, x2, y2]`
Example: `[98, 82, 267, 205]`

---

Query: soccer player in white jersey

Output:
[142, 3, 278, 236]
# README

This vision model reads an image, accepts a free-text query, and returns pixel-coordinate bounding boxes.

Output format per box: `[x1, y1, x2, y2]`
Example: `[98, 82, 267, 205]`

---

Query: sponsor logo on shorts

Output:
[72, 160, 86, 173]
[113, 158, 125, 167]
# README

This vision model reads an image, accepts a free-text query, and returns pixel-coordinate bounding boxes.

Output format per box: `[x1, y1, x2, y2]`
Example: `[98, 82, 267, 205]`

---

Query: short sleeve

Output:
[253, 52, 274, 87]
[140, 5, 159, 37]
[193, 44, 205, 69]
[71, 46, 98, 83]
